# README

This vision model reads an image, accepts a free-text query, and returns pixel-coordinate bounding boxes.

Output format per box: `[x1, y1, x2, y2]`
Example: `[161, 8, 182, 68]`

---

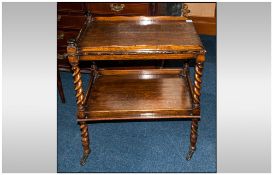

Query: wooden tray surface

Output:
[78, 16, 203, 53]
[80, 69, 198, 122]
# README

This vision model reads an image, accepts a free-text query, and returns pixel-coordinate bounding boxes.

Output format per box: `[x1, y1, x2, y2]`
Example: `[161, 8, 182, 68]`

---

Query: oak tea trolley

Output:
[66, 15, 206, 166]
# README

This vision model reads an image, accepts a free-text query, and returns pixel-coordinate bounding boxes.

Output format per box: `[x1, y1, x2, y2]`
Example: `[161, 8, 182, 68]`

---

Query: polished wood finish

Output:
[57, 3, 167, 59]
[80, 53, 197, 61]
[67, 44, 84, 107]
[67, 41, 91, 166]
[93, 16, 187, 21]
[57, 3, 87, 57]
[87, 3, 153, 16]
[57, 3, 163, 103]
[193, 62, 204, 109]
[57, 3, 89, 103]
[189, 16, 216, 36]
[78, 16, 203, 54]
[58, 2, 86, 13]
[186, 118, 199, 160]
[66, 15, 206, 165]
[79, 121, 90, 166]
[58, 15, 86, 30]
[190, 119, 199, 150]
[80, 69, 198, 122]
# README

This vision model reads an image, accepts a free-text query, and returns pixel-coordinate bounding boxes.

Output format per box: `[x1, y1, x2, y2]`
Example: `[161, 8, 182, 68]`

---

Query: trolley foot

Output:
[80, 152, 90, 166]
[186, 148, 196, 161]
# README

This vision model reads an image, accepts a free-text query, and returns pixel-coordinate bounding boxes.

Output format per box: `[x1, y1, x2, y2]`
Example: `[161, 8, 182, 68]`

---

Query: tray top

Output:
[78, 16, 204, 53]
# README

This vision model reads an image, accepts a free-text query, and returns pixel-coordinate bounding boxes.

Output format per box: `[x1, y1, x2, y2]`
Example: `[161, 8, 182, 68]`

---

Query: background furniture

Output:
[182, 3, 216, 35]
[86, 3, 156, 16]
[57, 3, 86, 103]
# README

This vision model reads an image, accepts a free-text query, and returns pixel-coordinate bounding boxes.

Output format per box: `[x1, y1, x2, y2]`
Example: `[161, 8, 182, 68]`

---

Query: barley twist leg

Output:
[79, 121, 90, 166]
[71, 64, 91, 166]
[193, 62, 204, 106]
[72, 66, 84, 105]
[186, 61, 204, 160]
[68, 39, 91, 165]
[186, 119, 199, 160]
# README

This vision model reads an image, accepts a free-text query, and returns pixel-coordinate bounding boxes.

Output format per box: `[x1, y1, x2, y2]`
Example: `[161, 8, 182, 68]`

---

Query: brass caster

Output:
[80, 152, 90, 166]
[185, 148, 196, 161]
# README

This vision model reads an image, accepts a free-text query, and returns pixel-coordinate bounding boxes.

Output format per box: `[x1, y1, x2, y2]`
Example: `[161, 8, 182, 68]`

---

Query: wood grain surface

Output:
[78, 16, 203, 53]
[80, 69, 198, 121]
[65, 15, 206, 163]
[87, 3, 152, 16]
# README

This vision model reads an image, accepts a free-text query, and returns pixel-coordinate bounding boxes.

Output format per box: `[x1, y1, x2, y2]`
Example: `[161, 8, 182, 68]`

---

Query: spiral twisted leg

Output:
[71, 64, 91, 166]
[67, 40, 91, 165]
[79, 122, 90, 166]
[72, 66, 84, 106]
[186, 119, 199, 160]
[186, 61, 204, 161]
[193, 62, 204, 107]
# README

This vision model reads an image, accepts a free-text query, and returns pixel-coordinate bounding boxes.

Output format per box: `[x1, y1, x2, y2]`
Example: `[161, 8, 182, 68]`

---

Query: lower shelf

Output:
[80, 68, 198, 122]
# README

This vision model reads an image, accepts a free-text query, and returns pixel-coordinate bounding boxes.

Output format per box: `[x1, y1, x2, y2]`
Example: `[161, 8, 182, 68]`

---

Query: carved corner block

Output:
[66, 38, 85, 108]
[182, 3, 190, 18]
[196, 54, 206, 63]
[67, 38, 78, 65]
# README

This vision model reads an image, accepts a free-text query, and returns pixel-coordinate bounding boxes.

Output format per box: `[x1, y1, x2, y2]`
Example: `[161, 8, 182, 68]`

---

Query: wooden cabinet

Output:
[57, 3, 86, 64]
[57, 3, 89, 103]
[58, 15, 86, 30]
[87, 3, 155, 16]
[57, 2, 86, 14]
[185, 3, 215, 17]
[183, 3, 216, 35]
